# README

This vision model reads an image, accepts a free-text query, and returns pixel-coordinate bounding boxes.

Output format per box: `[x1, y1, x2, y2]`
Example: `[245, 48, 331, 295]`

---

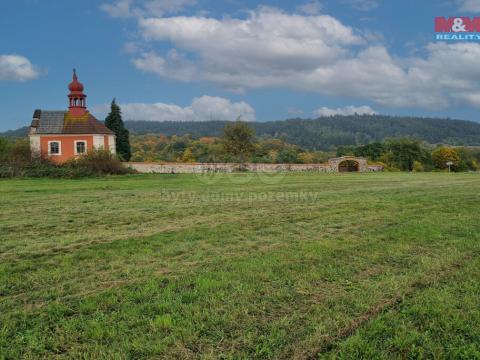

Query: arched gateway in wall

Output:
[328, 156, 368, 173]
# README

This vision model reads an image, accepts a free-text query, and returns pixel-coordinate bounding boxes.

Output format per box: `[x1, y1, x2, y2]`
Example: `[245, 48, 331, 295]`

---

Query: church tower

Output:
[67, 69, 87, 117]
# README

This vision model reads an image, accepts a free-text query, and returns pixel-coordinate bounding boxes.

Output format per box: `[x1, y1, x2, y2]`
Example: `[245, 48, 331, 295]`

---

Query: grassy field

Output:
[1, 172, 479, 359]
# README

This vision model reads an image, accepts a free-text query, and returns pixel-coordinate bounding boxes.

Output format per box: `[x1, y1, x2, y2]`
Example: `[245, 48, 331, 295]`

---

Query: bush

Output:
[0, 139, 33, 177]
[413, 161, 424, 172]
[0, 139, 30, 163]
[0, 142, 134, 179]
[67, 150, 132, 176]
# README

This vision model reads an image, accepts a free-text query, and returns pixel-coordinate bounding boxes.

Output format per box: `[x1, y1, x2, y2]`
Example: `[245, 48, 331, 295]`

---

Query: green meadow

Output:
[1, 173, 479, 359]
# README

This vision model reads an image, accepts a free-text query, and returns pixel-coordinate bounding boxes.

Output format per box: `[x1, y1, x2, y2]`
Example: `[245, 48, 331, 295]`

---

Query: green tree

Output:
[455, 147, 479, 172]
[384, 138, 426, 171]
[0, 138, 9, 156]
[277, 148, 299, 163]
[336, 146, 356, 157]
[354, 142, 385, 161]
[221, 121, 256, 162]
[105, 99, 131, 161]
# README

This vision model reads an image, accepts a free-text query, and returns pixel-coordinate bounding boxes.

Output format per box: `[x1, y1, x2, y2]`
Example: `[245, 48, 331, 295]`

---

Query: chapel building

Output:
[29, 70, 115, 163]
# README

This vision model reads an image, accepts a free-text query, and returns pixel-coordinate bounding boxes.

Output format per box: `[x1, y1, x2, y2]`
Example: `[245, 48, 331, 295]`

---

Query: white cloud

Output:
[295, 1, 324, 15]
[459, 0, 480, 12]
[144, 0, 196, 16]
[342, 0, 381, 11]
[135, 7, 363, 86]
[313, 105, 376, 117]
[0, 55, 40, 82]
[133, 50, 197, 82]
[101, 0, 196, 18]
[101, 0, 133, 17]
[138, 7, 363, 66]
[92, 96, 256, 122]
[120, 7, 480, 110]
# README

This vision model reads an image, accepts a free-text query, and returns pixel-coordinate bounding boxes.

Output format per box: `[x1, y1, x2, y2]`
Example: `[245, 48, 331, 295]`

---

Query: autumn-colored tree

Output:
[181, 148, 196, 163]
[221, 121, 256, 162]
[432, 147, 460, 170]
[298, 152, 315, 164]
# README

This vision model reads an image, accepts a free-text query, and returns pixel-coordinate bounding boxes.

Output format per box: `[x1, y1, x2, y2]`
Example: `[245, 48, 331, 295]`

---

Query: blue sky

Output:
[1, 0, 480, 131]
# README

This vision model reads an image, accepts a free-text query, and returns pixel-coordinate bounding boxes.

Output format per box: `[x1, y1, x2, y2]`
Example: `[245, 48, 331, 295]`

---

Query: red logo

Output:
[435, 17, 480, 32]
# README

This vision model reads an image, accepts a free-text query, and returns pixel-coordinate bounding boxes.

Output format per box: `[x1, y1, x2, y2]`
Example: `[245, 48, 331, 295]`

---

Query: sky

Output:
[1, 0, 480, 131]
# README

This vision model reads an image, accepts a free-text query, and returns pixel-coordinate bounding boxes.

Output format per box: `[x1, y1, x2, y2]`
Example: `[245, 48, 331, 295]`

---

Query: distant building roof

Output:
[30, 110, 114, 135]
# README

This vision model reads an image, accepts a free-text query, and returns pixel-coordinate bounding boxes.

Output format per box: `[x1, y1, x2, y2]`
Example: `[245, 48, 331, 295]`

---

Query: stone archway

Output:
[328, 156, 368, 173]
[338, 160, 359, 172]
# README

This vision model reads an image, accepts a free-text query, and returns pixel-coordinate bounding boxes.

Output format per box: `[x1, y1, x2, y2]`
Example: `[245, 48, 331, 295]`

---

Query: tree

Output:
[105, 99, 131, 161]
[384, 138, 426, 171]
[277, 148, 299, 163]
[181, 148, 196, 163]
[0, 137, 9, 156]
[455, 147, 479, 172]
[221, 121, 256, 162]
[432, 147, 460, 170]
[354, 142, 385, 161]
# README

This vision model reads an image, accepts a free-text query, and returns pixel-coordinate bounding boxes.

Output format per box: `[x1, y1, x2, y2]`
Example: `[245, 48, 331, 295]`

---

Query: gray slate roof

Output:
[34, 111, 65, 134]
[30, 110, 114, 135]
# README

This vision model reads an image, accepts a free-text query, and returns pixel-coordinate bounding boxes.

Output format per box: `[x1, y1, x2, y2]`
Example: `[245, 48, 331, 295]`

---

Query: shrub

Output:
[0, 139, 33, 177]
[413, 161, 424, 172]
[0, 143, 133, 178]
[68, 150, 132, 176]
[0, 139, 30, 163]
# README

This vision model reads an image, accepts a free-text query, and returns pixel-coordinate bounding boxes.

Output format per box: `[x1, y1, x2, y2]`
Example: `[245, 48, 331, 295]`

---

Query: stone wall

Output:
[129, 162, 332, 174]
[129, 159, 383, 174]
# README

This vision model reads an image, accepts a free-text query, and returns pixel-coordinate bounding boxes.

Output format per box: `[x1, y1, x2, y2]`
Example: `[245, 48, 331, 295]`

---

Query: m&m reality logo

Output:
[435, 17, 480, 40]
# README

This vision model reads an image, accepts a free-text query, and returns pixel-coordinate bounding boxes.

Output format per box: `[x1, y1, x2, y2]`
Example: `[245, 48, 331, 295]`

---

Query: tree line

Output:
[124, 114, 480, 150]
[130, 121, 480, 172]
[2, 103, 480, 172]
[337, 139, 480, 172]
[3, 113, 480, 152]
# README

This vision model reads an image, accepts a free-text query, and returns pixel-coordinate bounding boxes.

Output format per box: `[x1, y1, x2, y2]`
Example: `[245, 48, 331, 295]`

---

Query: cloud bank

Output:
[92, 96, 256, 122]
[127, 7, 480, 109]
[102, 2, 480, 111]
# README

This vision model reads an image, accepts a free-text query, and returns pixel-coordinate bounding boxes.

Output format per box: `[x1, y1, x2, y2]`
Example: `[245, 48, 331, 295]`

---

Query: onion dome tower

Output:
[68, 69, 87, 117]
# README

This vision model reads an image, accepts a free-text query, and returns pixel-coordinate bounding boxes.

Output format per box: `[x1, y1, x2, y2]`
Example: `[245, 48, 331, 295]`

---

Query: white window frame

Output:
[48, 141, 62, 156]
[74, 140, 87, 155]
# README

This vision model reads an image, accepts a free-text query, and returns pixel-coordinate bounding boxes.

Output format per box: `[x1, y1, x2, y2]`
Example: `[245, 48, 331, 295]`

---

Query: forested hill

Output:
[123, 115, 480, 150]
[0, 126, 30, 138]
[3, 115, 480, 150]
